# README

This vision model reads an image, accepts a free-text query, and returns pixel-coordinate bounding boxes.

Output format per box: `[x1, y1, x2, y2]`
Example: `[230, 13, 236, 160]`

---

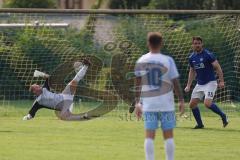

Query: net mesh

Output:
[0, 11, 240, 118]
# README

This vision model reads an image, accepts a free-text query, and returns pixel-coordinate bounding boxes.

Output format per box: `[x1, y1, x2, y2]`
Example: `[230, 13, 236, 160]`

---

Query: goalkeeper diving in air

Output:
[23, 59, 91, 121]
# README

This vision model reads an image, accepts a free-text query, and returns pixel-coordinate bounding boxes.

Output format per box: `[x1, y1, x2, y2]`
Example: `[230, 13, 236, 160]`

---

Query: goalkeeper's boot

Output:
[23, 114, 33, 121]
[82, 58, 91, 66]
[222, 114, 229, 128]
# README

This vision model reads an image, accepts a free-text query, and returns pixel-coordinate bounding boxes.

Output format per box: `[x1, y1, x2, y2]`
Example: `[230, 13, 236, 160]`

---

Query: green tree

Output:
[147, 0, 240, 10]
[215, 0, 240, 9]
[3, 0, 56, 8]
[148, 0, 205, 9]
[109, 0, 150, 9]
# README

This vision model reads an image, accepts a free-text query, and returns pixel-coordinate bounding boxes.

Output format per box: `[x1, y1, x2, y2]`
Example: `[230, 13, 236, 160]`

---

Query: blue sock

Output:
[191, 107, 203, 126]
[209, 103, 226, 119]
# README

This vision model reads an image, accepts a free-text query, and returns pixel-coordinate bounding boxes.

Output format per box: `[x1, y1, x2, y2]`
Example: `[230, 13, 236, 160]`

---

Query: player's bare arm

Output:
[134, 76, 142, 120]
[172, 78, 185, 115]
[212, 60, 225, 89]
[184, 67, 196, 92]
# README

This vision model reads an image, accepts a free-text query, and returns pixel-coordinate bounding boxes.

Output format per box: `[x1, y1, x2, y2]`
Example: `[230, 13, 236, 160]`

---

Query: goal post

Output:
[0, 9, 239, 118]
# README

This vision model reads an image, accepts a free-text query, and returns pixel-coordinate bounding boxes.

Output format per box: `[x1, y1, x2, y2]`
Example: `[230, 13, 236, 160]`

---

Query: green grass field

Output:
[1, 101, 240, 160]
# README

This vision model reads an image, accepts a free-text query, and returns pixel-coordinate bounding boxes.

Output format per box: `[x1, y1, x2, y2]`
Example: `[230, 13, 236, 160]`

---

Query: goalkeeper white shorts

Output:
[55, 95, 73, 111]
[191, 81, 218, 100]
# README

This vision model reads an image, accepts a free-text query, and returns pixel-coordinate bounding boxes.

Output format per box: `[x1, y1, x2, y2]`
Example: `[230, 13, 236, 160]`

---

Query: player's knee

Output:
[189, 99, 199, 109]
[145, 130, 156, 139]
[146, 135, 155, 140]
[204, 101, 212, 108]
[68, 81, 77, 94]
[69, 80, 77, 86]
[189, 104, 195, 109]
[189, 102, 197, 109]
[163, 129, 173, 140]
[59, 110, 70, 120]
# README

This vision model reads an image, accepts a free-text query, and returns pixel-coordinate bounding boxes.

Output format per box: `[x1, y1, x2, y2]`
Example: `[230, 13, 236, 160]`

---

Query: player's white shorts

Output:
[55, 84, 74, 112]
[191, 81, 217, 100]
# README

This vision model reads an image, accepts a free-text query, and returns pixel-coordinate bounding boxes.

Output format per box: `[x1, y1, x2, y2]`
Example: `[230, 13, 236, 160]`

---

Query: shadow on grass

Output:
[0, 130, 14, 133]
[177, 126, 240, 133]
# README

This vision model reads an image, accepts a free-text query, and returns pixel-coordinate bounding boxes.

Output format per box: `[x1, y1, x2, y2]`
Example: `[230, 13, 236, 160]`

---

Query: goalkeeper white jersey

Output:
[36, 88, 72, 108]
[135, 52, 179, 112]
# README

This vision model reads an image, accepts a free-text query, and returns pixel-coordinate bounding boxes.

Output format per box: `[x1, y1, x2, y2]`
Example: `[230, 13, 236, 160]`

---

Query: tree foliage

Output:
[3, 0, 57, 8]
[109, 0, 150, 9]
[109, 0, 240, 10]
[148, 0, 240, 10]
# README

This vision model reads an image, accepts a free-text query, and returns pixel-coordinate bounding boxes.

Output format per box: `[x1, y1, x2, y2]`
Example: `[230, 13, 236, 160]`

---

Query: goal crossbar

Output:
[0, 9, 239, 14]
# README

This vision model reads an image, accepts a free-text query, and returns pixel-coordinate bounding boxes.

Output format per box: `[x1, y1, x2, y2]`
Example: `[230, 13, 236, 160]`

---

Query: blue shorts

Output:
[143, 111, 176, 131]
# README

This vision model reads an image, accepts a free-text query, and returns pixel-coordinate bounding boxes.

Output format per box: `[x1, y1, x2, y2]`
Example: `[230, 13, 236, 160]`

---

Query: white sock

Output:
[164, 138, 175, 160]
[69, 104, 73, 113]
[144, 138, 154, 160]
[73, 65, 88, 82]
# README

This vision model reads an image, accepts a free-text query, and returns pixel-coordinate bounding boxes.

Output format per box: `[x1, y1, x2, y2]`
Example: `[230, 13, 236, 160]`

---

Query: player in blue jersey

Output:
[184, 36, 228, 129]
[134, 32, 185, 160]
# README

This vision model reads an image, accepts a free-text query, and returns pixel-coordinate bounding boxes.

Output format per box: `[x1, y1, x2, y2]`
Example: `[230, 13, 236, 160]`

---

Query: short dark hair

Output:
[192, 36, 203, 43]
[147, 32, 163, 49]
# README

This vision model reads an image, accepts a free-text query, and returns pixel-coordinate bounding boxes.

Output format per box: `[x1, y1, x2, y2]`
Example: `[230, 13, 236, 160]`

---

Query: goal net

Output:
[0, 10, 239, 119]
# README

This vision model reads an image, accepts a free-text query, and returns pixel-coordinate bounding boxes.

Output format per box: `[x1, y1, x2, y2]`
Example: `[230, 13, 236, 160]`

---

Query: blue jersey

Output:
[189, 49, 216, 85]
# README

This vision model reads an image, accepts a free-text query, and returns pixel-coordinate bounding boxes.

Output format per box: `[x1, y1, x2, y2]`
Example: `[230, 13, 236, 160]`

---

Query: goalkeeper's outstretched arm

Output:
[23, 100, 59, 120]
[28, 100, 59, 118]
[43, 77, 50, 91]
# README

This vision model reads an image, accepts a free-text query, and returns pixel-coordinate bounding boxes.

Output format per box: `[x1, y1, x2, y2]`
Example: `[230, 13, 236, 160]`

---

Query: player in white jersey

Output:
[23, 59, 91, 121]
[134, 32, 185, 160]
